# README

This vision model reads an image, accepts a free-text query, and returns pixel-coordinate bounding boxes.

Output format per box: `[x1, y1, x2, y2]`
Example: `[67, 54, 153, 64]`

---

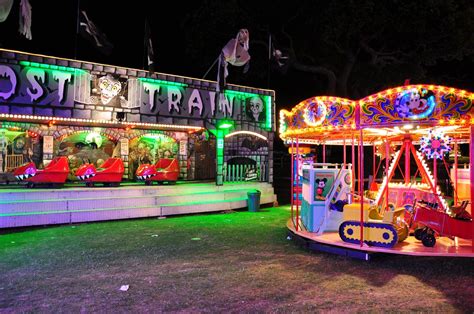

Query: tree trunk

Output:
[337, 54, 357, 97]
[292, 61, 337, 95]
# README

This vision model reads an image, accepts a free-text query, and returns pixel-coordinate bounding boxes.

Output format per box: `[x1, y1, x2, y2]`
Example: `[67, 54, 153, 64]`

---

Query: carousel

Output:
[280, 84, 474, 258]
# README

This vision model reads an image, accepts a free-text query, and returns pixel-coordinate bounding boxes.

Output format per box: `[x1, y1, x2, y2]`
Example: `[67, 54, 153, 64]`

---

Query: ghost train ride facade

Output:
[0, 49, 276, 186]
[0, 49, 278, 228]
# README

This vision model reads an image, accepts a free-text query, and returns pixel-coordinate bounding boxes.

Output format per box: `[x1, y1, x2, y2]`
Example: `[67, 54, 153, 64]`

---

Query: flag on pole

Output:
[0, 0, 14, 23]
[217, 29, 251, 92]
[144, 19, 155, 72]
[79, 10, 113, 55]
[18, 0, 32, 40]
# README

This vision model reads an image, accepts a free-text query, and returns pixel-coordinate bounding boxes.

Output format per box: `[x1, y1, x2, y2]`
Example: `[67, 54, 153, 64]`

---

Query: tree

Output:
[182, 0, 474, 98]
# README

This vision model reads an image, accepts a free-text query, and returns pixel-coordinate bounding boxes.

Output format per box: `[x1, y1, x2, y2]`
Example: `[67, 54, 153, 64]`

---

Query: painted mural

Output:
[128, 133, 178, 179]
[245, 95, 266, 122]
[0, 128, 40, 174]
[56, 132, 116, 180]
[360, 86, 474, 126]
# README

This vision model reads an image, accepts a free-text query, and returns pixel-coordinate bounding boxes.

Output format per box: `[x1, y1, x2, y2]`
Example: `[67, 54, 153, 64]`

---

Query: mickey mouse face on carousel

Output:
[395, 88, 436, 120]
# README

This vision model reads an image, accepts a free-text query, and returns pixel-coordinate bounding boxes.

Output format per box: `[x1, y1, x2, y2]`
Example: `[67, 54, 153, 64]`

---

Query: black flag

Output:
[79, 10, 113, 55]
[144, 19, 155, 72]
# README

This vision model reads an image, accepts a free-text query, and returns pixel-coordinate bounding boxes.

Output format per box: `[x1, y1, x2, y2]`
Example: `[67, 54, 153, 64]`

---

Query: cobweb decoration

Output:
[419, 130, 451, 159]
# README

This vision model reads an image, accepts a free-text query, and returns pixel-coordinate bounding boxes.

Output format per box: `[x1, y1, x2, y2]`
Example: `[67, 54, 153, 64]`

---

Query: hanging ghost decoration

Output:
[222, 29, 250, 66]
[19, 0, 32, 40]
[217, 29, 251, 92]
[0, 0, 14, 22]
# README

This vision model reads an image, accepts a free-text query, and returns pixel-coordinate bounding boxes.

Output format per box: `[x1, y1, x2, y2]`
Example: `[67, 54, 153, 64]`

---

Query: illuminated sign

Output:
[0, 62, 272, 129]
[0, 64, 74, 107]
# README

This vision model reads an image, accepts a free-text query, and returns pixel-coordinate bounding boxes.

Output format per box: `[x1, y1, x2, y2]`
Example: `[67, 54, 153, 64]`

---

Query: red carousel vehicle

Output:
[412, 199, 472, 247]
[75, 157, 124, 187]
[280, 84, 474, 259]
[13, 156, 69, 188]
[136, 158, 179, 185]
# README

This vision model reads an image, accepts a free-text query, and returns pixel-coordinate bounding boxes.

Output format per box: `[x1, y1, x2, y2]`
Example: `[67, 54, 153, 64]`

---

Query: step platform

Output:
[0, 182, 277, 228]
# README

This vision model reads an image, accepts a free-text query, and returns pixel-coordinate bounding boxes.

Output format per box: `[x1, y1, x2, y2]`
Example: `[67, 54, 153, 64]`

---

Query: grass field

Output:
[1, 206, 473, 312]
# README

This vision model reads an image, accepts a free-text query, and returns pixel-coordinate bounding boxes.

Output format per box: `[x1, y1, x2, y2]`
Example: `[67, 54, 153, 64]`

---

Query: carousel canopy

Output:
[280, 85, 474, 145]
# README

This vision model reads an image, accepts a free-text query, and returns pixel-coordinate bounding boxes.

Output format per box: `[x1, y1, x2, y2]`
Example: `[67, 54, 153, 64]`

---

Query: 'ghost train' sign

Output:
[138, 80, 268, 123]
[0, 64, 74, 107]
[0, 62, 271, 126]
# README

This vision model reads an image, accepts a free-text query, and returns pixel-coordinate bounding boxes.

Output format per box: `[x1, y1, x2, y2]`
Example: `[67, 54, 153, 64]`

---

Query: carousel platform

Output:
[0, 182, 277, 228]
[287, 220, 474, 260]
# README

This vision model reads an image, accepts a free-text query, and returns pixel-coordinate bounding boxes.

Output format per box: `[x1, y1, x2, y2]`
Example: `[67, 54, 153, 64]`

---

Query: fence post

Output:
[223, 162, 227, 182]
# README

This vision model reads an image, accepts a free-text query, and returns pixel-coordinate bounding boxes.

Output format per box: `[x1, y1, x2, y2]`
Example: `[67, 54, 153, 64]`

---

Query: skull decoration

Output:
[98, 75, 121, 105]
[248, 96, 264, 122]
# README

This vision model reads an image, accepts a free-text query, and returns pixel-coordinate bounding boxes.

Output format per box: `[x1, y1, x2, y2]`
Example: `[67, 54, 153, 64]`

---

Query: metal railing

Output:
[223, 161, 267, 182]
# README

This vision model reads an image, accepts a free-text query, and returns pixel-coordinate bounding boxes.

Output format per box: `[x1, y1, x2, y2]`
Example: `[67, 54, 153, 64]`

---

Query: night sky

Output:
[1, 0, 473, 116]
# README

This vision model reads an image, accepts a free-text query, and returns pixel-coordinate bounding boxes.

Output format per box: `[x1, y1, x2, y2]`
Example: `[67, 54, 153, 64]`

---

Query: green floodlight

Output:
[217, 119, 234, 130]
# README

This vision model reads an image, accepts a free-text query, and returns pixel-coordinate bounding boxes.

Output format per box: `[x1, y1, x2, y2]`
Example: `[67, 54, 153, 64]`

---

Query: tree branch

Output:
[292, 61, 337, 94]
[359, 41, 404, 66]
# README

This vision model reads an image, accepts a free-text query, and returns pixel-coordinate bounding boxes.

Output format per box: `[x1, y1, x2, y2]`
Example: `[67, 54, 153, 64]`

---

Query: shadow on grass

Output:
[286, 234, 474, 311]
